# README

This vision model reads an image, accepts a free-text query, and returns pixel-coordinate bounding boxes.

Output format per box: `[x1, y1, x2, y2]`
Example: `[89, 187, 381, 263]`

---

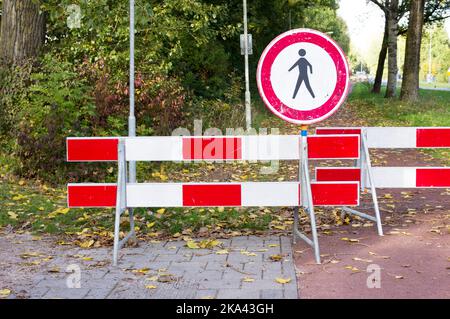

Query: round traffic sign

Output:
[257, 28, 350, 125]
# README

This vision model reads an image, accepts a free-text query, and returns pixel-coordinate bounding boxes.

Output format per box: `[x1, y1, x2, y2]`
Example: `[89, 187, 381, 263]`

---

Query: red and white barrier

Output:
[66, 127, 449, 266]
[67, 135, 360, 162]
[315, 167, 450, 188]
[68, 181, 360, 208]
[316, 127, 450, 148]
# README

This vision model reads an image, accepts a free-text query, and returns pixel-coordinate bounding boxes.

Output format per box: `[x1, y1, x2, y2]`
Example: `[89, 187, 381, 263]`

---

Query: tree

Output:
[400, 0, 425, 101]
[369, 0, 449, 95]
[0, 0, 45, 65]
[385, 0, 399, 97]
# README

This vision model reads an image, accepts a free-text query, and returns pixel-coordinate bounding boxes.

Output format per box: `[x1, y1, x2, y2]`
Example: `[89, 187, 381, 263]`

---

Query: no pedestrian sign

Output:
[257, 28, 350, 125]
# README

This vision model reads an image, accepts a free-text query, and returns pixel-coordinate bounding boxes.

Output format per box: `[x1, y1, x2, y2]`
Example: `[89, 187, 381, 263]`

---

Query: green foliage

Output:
[15, 54, 95, 180]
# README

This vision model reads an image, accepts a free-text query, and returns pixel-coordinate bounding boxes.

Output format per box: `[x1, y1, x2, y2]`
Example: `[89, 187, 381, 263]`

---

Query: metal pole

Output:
[129, 0, 136, 183]
[243, 0, 252, 130]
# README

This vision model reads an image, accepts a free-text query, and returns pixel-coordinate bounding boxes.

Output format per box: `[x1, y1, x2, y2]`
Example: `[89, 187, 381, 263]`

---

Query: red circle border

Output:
[257, 29, 350, 125]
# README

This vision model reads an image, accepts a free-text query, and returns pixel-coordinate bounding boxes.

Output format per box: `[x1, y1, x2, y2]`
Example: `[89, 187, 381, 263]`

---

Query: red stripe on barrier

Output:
[316, 168, 361, 182]
[311, 183, 359, 206]
[308, 136, 360, 159]
[68, 185, 117, 207]
[182, 137, 242, 160]
[416, 128, 450, 148]
[183, 184, 241, 206]
[316, 128, 362, 135]
[416, 168, 450, 187]
[67, 138, 118, 162]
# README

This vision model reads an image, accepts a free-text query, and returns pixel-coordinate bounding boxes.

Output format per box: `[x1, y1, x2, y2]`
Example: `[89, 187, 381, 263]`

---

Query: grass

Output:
[419, 81, 450, 90]
[348, 82, 450, 127]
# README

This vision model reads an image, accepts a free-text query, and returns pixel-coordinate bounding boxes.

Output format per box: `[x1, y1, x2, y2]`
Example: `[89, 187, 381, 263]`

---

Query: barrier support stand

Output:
[293, 126, 321, 264]
[113, 140, 136, 266]
[340, 129, 383, 236]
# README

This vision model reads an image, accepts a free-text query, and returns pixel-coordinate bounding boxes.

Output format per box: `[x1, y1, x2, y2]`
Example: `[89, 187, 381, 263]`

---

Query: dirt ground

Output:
[294, 146, 450, 299]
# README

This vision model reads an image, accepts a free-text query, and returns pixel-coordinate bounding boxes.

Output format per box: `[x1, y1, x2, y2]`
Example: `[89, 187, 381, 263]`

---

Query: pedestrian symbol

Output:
[289, 49, 315, 99]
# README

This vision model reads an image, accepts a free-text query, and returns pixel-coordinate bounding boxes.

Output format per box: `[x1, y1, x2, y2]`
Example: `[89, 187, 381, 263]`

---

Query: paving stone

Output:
[43, 288, 90, 299]
[9, 235, 299, 299]
[216, 288, 260, 299]
[284, 288, 298, 299]
[241, 279, 284, 290]
[199, 278, 241, 289]
[195, 289, 218, 299]
[261, 289, 283, 299]
[205, 261, 228, 271]
[84, 288, 114, 299]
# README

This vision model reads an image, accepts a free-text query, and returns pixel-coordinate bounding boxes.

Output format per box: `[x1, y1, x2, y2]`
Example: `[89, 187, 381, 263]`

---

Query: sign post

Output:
[257, 28, 350, 264]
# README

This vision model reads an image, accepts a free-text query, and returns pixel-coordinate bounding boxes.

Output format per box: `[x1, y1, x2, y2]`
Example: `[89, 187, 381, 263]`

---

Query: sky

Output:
[337, 0, 450, 58]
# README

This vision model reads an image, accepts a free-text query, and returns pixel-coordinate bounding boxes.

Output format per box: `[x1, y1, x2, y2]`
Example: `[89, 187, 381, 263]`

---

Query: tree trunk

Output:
[372, 20, 388, 94]
[385, 0, 399, 98]
[400, 0, 425, 102]
[0, 0, 45, 65]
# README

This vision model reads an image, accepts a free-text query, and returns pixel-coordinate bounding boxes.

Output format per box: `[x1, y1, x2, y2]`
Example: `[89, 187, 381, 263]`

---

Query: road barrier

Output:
[67, 134, 361, 265]
[66, 127, 449, 266]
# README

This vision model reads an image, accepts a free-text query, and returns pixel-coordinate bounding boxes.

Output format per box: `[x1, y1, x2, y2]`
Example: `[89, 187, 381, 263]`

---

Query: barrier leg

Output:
[292, 127, 321, 264]
[113, 141, 126, 266]
[361, 134, 383, 236]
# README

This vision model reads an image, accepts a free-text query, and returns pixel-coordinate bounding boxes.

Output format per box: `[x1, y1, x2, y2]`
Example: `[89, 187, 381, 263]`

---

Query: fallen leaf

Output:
[0, 289, 11, 298]
[215, 249, 229, 255]
[269, 254, 283, 262]
[186, 241, 199, 249]
[145, 285, 157, 289]
[353, 257, 373, 263]
[275, 277, 291, 284]
[7, 212, 18, 220]
[146, 276, 159, 282]
[156, 208, 165, 214]
[242, 277, 255, 282]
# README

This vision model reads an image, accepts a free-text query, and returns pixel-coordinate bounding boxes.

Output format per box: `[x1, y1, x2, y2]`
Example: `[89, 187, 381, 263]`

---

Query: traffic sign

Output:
[257, 28, 350, 125]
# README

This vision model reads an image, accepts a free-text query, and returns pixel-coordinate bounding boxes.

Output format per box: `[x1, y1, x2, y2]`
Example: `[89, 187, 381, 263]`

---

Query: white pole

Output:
[129, 0, 136, 183]
[243, 0, 252, 130]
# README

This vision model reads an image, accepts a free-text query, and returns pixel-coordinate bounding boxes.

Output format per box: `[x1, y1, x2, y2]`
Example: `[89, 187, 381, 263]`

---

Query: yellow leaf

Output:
[7, 211, 18, 220]
[18, 180, 25, 186]
[145, 285, 157, 289]
[269, 254, 283, 262]
[242, 277, 255, 282]
[268, 244, 279, 248]
[353, 257, 373, 263]
[79, 239, 95, 248]
[146, 221, 156, 229]
[186, 241, 199, 249]
[146, 276, 159, 282]
[82, 257, 93, 261]
[217, 207, 225, 213]
[215, 249, 229, 255]
[344, 265, 360, 272]
[48, 267, 60, 273]
[132, 268, 150, 274]
[383, 194, 393, 199]
[0, 289, 11, 297]
[38, 207, 45, 211]
[156, 208, 165, 214]
[275, 277, 291, 284]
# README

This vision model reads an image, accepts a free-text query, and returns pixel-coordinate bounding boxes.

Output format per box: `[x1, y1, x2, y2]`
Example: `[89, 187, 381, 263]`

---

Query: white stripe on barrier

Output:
[316, 127, 450, 148]
[366, 127, 417, 148]
[315, 167, 450, 188]
[67, 182, 360, 208]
